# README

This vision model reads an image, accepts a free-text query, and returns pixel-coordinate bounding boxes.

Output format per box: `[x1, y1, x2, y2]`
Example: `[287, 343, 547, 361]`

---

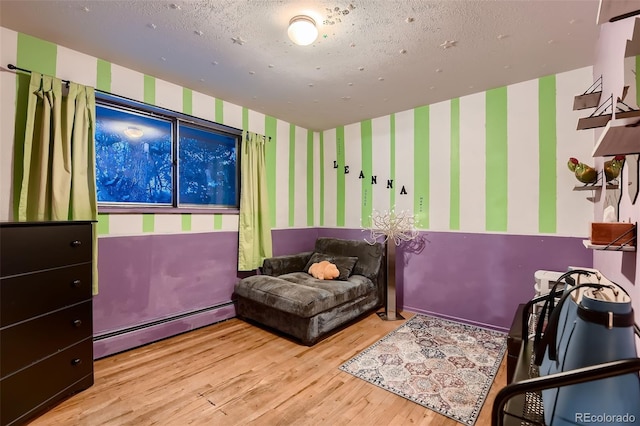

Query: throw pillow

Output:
[308, 261, 340, 280]
[304, 252, 358, 281]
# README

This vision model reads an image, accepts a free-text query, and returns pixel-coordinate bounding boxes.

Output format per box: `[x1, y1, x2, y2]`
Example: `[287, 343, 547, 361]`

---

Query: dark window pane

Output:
[95, 105, 173, 204]
[179, 124, 237, 206]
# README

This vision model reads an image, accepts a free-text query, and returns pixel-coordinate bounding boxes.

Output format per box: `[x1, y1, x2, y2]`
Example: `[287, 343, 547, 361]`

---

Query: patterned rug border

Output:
[339, 314, 507, 425]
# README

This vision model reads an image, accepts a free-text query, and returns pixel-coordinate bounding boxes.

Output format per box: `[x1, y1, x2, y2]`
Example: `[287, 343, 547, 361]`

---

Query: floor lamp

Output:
[364, 209, 419, 321]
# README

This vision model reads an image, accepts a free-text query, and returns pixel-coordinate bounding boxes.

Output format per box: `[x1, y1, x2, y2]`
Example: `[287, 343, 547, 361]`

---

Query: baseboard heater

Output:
[93, 301, 235, 341]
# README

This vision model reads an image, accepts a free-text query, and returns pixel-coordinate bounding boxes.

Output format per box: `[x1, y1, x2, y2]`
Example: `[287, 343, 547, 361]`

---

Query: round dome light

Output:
[288, 15, 318, 46]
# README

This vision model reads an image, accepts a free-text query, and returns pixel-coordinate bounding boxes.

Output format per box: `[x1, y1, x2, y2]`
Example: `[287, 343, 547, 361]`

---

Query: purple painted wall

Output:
[319, 228, 593, 330]
[271, 228, 319, 256]
[93, 227, 592, 357]
[95, 232, 240, 335]
[94, 232, 242, 357]
[93, 228, 320, 357]
[397, 232, 592, 330]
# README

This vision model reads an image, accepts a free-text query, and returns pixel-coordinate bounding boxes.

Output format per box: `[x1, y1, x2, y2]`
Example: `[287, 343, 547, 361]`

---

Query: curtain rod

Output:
[8, 63, 71, 86]
[7, 63, 271, 141]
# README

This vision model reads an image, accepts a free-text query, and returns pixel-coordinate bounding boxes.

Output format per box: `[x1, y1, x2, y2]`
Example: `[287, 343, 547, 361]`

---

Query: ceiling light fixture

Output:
[124, 126, 143, 138]
[288, 15, 318, 46]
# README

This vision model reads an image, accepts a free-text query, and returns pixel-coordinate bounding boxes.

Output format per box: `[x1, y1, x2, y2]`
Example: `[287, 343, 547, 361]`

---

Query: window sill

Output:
[98, 206, 239, 215]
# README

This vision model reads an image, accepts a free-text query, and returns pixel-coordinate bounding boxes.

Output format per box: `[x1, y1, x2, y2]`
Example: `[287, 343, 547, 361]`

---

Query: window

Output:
[95, 94, 240, 209]
[179, 124, 238, 207]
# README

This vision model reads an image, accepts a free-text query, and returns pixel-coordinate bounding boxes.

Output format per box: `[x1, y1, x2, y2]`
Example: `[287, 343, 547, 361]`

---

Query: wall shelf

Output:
[582, 240, 636, 251]
[576, 86, 638, 130]
[573, 183, 619, 191]
[592, 116, 640, 157]
[572, 171, 619, 194]
[583, 222, 637, 251]
[573, 91, 602, 110]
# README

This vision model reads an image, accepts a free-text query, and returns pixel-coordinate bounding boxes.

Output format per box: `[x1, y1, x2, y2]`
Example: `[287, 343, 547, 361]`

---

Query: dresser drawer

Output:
[0, 222, 92, 277]
[0, 338, 93, 426]
[1, 301, 92, 377]
[1, 263, 92, 327]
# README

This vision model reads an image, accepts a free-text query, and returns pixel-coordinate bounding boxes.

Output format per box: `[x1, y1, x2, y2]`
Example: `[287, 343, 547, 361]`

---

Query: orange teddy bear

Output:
[308, 260, 340, 280]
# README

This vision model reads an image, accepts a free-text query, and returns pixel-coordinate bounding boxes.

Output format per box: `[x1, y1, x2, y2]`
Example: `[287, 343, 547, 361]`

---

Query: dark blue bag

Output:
[538, 280, 640, 425]
[534, 269, 595, 418]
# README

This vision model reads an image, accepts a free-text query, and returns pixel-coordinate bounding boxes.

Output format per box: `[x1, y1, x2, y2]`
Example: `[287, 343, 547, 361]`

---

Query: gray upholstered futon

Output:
[233, 237, 385, 345]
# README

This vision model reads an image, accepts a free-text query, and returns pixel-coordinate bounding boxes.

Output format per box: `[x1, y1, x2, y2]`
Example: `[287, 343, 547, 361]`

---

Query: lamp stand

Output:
[377, 241, 404, 321]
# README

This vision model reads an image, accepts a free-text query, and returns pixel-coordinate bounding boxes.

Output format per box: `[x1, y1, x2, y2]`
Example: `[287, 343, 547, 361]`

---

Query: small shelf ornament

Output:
[568, 155, 624, 185]
[364, 209, 419, 321]
[568, 157, 597, 184]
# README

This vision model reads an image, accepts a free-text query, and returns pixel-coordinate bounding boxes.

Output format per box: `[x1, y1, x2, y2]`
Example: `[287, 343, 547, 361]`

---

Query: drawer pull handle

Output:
[73, 319, 83, 327]
[71, 358, 82, 366]
[71, 279, 82, 288]
[70, 240, 82, 247]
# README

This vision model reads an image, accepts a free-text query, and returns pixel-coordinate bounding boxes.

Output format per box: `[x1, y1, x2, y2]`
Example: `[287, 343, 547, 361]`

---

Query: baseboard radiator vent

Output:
[92, 301, 236, 358]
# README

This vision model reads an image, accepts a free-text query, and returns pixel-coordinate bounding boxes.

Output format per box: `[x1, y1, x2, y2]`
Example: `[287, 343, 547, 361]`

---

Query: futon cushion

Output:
[314, 237, 383, 281]
[234, 272, 374, 318]
[261, 251, 313, 277]
[304, 252, 358, 281]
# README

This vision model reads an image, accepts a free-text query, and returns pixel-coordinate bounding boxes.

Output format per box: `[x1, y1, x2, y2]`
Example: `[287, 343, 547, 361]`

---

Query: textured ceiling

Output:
[0, 0, 609, 131]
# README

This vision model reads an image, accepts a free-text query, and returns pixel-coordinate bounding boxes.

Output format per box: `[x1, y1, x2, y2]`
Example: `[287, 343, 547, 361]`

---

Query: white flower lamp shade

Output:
[288, 15, 318, 46]
[364, 209, 419, 321]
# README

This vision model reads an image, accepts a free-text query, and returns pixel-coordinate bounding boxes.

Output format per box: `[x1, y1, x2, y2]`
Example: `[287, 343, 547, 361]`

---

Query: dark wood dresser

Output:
[0, 221, 94, 426]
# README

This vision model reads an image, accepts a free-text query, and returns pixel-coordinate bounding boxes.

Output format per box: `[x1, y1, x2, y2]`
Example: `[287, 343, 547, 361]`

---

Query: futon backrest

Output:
[314, 237, 383, 282]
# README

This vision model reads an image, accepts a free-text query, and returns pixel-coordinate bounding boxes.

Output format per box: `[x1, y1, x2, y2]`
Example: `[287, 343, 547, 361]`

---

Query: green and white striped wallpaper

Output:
[318, 67, 595, 237]
[0, 27, 596, 238]
[0, 28, 302, 236]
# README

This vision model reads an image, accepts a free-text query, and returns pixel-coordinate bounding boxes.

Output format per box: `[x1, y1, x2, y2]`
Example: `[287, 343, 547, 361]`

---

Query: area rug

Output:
[339, 314, 506, 425]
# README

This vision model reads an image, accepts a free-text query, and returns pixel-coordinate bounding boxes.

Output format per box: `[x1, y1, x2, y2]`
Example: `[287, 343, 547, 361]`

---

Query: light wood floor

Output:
[29, 311, 506, 425]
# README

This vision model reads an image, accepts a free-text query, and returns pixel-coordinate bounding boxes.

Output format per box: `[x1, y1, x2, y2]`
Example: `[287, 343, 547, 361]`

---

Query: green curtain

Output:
[238, 130, 273, 270]
[16, 72, 99, 293]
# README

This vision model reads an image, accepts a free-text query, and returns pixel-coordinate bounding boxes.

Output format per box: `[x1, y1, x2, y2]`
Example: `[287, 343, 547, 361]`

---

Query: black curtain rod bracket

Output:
[7, 63, 29, 74]
[7, 63, 70, 86]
